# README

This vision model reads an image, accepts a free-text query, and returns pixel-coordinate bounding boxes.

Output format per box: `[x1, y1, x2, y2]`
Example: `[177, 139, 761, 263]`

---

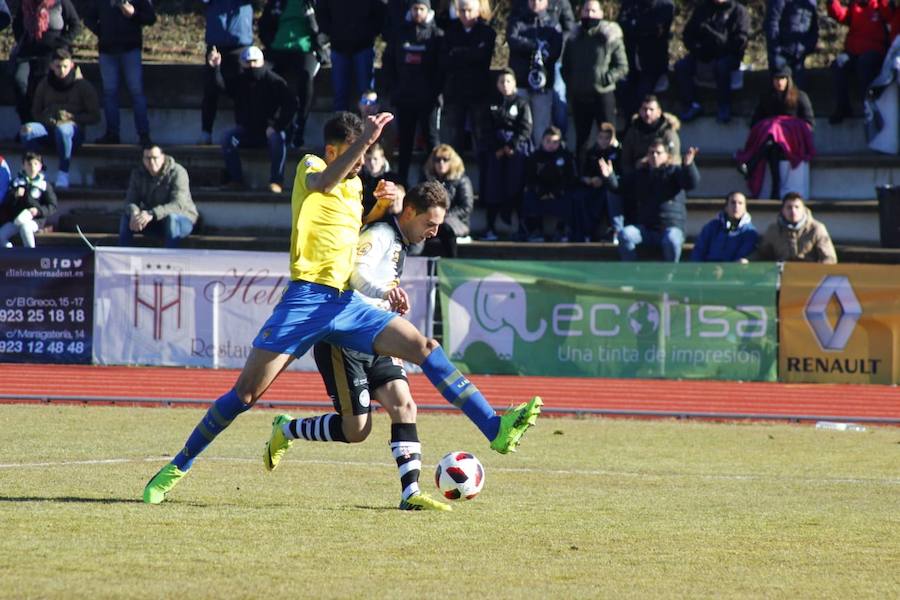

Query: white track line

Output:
[0, 456, 897, 486]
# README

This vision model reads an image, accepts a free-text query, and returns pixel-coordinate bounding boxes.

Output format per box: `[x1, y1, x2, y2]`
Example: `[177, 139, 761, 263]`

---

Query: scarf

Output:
[23, 0, 56, 41]
[48, 66, 76, 92]
[778, 211, 808, 231]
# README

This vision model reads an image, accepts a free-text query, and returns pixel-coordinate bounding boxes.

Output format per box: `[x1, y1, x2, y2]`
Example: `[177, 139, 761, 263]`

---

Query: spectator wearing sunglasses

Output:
[412, 144, 473, 257]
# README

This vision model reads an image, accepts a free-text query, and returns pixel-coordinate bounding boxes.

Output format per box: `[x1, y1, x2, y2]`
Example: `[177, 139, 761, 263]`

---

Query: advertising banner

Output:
[439, 260, 779, 381]
[93, 248, 433, 370]
[0, 248, 94, 364]
[780, 263, 900, 384]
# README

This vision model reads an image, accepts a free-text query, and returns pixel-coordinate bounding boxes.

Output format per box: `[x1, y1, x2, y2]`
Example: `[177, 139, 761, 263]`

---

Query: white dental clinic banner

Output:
[92, 248, 433, 370]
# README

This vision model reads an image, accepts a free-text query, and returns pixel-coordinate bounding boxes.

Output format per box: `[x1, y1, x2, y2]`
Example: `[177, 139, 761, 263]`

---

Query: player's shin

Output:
[390, 423, 421, 500]
[171, 389, 250, 471]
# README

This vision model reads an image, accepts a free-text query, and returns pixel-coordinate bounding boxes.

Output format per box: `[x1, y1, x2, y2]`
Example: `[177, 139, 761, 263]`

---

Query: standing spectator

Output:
[753, 192, 837, 263]
[83, 0, 156, 145]
[382, 0, 443, 187]
[618, 0, 674, 120]
[439, 0, 496, 152]
[479, 68, 533, 240]
[417, 143, 473, 256]
[736, 65, 815, 199]
[197, 0, 253, 145]
[827, 0, 890, 123]
[675, 0, 750, 123]
[360, 142, 403, 216]
[507, 0, 564, 147]
[621, 94, 681, 174]
[764, 0, 818, 89]
[209, 45, 297, 193]
[258, 0, 323, 149]
[571, 122, 625, 242]
[561, 0, 628, 158]
[119, 144, 199, 248]
[317, 0, 385, 111]
[600, 140, 700, 262]
[521, 126, 577, 241]
[21, 48, 101, 188]
[0, 151, 57, 248]
[10, 0, 81, 125]
[691, 191, 759, 262]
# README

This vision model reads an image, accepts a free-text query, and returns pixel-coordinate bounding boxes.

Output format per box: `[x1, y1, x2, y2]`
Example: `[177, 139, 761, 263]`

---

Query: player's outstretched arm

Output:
[308, 113, 394, 195]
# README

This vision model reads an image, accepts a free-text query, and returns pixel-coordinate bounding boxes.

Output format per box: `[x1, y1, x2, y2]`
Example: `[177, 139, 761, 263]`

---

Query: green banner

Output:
[438, 260, 779, 381]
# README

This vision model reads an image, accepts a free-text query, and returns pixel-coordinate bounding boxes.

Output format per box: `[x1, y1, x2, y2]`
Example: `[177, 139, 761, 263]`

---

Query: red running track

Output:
[1, 364, 898, 423]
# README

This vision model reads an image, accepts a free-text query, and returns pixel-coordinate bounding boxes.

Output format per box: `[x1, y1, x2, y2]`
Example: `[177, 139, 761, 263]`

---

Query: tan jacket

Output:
[754, 208, 837, 263]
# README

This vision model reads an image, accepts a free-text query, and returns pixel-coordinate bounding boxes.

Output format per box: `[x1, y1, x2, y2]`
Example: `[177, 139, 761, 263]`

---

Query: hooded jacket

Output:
[621, 111, 682, 173]
[124, 155, 199, 224]
[440, 18, 496, 104]
[605, 161, 700, 231]
[764, 0, 818, 62]
[619, 0, 674, 75]
[83, 0, 156, 54]
[562, 20, 628, 98]
[828, 0, 890, 56]
[12, 0, 81, 59]
[217, 65, 297, 133]
[753, 208, 837, 263]
[382, 17, 443, 107]
[691, 210, 759, 261]
[31, 66, 101, 129]
[683, 0, 750, 62]
[4, 170, 57, 227]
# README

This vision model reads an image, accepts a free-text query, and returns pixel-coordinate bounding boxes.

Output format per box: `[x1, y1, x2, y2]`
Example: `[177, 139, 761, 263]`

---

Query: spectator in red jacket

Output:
[828, 0, 891, 123]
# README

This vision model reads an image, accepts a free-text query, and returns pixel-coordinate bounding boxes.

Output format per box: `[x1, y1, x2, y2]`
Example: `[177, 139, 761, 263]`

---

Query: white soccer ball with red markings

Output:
[435, 451, 485, 500]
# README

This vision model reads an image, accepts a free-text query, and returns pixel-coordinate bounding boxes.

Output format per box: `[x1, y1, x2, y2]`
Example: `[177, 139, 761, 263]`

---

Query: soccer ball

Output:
[435, 451, 485, 500]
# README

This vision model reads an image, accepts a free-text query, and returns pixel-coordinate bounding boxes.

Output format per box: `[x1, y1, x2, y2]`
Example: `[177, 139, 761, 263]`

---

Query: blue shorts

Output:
[252, 280, 397, 358]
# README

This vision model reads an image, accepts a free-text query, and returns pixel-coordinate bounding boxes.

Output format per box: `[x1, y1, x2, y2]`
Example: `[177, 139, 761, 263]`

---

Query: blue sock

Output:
[421, 346, 499, 441]
[171, 389, 250, 471]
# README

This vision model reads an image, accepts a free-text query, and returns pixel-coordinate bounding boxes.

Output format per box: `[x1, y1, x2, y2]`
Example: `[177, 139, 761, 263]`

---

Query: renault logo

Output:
[804, 275, 861, 351]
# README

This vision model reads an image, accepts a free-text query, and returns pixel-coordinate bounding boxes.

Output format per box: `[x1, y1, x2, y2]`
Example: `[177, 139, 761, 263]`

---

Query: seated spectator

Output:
[621, 94, 681, 174]
[21, 48, 101, 189]
[674, 0, 750, 123]
[827, 0, 890, 123]
[691, 191, 759, 262]
[600, 140, 700, 262]
[521, 126, 576, 241]
[360, 142, 403, 216]
[735, 65, 815, 199]
[83, 0, 156, 145]
[0, 151, 57, 248]
[479, 68, 533, 240]
[618, 0, 674, 119]
[382, 0, 443, 187]
[439, 0, 496, 152]
[416, 144, 473, 256]
[571, 122, 624, 242]
[753, 192, 837, 263]
[119, 144, 198, 248]
[561, 0, 628, 158]
[209, 45, 296, 193]
[764, 0, 818, 89]
[10, 0, 81, 125]
[317, 0, 384, 111]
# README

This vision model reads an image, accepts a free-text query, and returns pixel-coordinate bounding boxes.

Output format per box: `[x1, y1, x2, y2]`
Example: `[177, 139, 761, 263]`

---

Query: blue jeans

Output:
[119, 213, 194, 248]
[570, 186, 624, 241]
[330, 47, 374, 112]
[618, 225, 684, 262]
[221, 126, 286, 184]
[22, 121, 83, 172]
[675, 54, 740, 109]
[99, 49, 150, 137]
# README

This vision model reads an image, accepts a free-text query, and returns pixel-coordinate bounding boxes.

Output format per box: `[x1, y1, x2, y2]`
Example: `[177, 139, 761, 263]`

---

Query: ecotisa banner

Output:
[439, 260, 778, 381]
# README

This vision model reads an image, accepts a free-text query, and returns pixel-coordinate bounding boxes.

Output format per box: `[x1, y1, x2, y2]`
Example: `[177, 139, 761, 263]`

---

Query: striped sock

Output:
[390, 423, 421, 501]
[171, 389, 250, 471]
[421, 346, 499, 441]
[283, 413, 348, 442]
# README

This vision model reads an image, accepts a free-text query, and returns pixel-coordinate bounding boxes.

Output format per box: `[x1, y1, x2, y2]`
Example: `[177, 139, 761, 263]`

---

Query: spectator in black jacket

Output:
[439, 0, 496, 152]
[317, 0, 385, 111]
[415, 143, 474, 256]
[618, 0, 674, 119]
[383, 0, 443, 187]
[83, 0, 156, 145]
[521, 126, 577, 241]
[479, 68, 533, 240]
[10, 0, 81, 125]
[571, 122, 625, 242]
[674, 0, 750, 123]
[600, 140, 700, 262]
[764, 0, 818, 89]
[0, 151, 57, 248]
[209, 46, 297, 193]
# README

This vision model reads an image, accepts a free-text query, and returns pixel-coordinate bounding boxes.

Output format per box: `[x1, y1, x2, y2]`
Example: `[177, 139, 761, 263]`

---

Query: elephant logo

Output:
[447, 273, 547, 360]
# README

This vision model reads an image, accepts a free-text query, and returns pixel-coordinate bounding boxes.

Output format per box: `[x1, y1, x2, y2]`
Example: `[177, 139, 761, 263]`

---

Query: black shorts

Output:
[313, 341, 408, 416]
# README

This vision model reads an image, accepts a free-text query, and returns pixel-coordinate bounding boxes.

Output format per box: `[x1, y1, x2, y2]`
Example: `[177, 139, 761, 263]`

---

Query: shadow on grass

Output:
[0, 495, 143, 505]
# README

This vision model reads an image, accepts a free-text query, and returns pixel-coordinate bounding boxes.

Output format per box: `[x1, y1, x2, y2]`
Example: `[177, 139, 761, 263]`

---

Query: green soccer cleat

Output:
[143, 463, 186, 504]
[490, 396, 543, 454]
[399, 493, 453, 512]
[263, 413, 294, 472]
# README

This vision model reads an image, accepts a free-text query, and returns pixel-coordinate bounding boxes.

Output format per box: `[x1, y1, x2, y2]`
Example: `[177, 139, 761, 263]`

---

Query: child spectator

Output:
[360, 142, 403, 216]
[690, 191, 759, 262]
[417, 143, 474, 256]
[752, 192, 837, 263]
[0, 151, 58, 248]
[571, 122, 624, 242]
[521, 126, 577, 241]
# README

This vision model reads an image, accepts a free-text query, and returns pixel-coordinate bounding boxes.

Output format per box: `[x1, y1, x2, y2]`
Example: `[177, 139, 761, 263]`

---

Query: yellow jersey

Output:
[290, 154, 364, 289]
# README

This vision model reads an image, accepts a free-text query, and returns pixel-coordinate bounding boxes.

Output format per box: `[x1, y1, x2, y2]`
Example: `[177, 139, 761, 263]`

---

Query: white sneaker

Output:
[55, 172, 70, 188]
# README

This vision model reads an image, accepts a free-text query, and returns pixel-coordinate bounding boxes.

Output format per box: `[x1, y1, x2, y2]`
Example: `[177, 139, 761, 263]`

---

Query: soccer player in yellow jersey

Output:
[143, 112, 543, 506]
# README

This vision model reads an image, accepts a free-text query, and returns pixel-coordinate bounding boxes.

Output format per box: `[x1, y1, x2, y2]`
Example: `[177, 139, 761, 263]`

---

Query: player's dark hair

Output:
[404, 181, 449, 214]
[782, 191, 804, 204]
[324, 112, 364, 146]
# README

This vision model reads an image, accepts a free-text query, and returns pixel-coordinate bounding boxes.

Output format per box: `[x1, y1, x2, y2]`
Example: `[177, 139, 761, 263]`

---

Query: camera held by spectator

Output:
[528, 39, 549, 91]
